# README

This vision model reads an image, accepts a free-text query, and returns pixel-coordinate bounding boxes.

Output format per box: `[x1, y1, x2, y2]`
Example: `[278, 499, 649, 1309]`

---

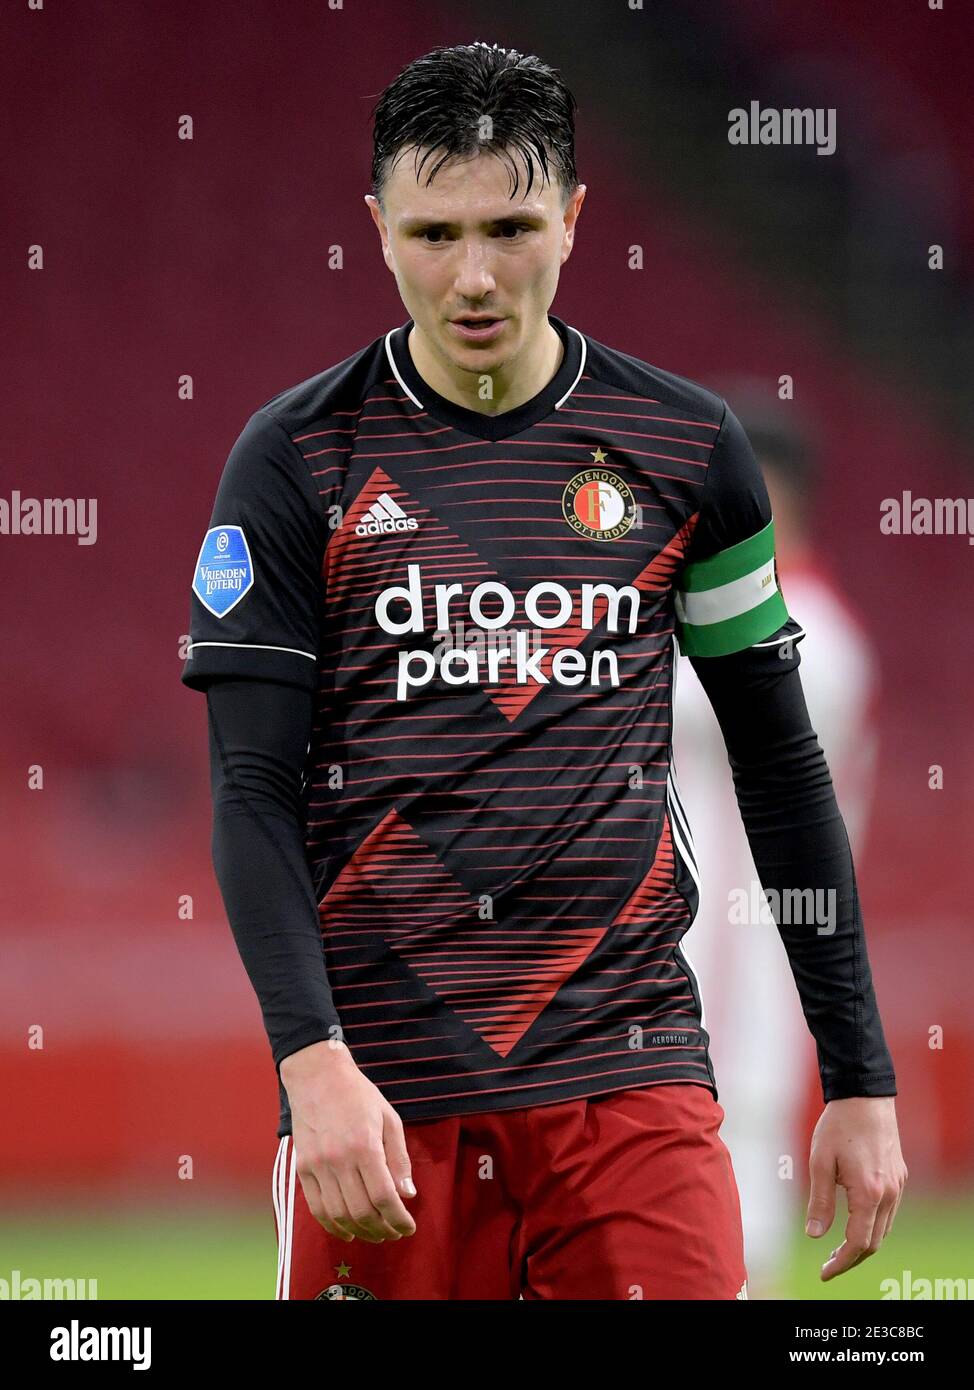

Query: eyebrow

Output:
[399, 211, 547, 233]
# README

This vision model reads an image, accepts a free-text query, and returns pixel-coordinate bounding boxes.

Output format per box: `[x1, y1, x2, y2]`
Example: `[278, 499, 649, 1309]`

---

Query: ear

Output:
[561, 184, 587, 261]
[364, 195, 394, 270]
[364, 194, 385, 236]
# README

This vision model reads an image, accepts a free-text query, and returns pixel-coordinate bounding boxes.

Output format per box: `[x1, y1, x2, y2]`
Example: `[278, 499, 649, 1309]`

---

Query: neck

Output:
[407, 318, 564, 417]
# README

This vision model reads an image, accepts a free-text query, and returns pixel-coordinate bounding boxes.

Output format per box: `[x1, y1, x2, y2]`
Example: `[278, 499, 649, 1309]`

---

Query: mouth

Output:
[449, 316, 507, 342]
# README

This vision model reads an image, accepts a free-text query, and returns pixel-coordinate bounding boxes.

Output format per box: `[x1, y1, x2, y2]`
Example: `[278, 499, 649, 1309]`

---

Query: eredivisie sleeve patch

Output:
[675, 518, 789, 657]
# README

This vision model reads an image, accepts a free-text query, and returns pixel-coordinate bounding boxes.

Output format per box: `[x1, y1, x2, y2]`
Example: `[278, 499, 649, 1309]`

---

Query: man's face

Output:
[365, 146, 585, 374]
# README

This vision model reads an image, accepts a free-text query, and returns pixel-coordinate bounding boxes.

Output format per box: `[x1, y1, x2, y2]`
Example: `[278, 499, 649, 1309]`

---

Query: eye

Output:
[416, 223, 532, 244]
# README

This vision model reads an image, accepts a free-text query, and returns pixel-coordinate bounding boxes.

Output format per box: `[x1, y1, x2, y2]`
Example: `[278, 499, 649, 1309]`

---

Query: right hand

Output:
[280, 1038, 418, 1244]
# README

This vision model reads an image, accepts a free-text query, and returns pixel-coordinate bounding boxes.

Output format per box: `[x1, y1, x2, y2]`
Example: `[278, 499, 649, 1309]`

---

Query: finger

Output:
[820, 1192, 879, 1281]
[821, 1240, 873, 1281]
[883, 1181, 905, 1240]
[337, 1165, 403, 1243]
[383, 1107, 419, 1205]
[297, 1165, 351, 1241]
[316, 1168, 356, 1242]
[869, 1190, 897, 1253]
[299, 1163, 353, 1242]
[295, 1164, 326, 1224]
[360, 1146, 417, 1236]
[805, 1153, 837, 1238]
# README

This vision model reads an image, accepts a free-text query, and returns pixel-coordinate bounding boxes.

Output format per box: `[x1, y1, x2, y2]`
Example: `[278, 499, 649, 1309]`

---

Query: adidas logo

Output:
[355, 492, 419, 537]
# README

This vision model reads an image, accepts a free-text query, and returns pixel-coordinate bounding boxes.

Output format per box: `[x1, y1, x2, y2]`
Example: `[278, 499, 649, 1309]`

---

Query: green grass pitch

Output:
[0, 1195, 970, 1300]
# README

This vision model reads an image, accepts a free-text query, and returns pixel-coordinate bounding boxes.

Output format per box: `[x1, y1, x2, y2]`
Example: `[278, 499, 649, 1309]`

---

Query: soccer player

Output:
[181, 42, 906, 1300]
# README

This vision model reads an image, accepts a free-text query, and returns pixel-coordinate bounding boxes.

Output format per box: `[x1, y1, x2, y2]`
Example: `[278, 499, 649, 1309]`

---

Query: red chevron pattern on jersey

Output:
[615, 814, 686, 927]
[631, 515, 700, 596]
[282, 316, 728, 1122]
[181, 313, 768, 1130]
[320, 806, 610, 1056]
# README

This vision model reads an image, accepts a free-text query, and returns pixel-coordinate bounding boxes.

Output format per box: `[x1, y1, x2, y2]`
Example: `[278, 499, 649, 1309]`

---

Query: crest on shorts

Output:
[315, 1282, 378, 1301]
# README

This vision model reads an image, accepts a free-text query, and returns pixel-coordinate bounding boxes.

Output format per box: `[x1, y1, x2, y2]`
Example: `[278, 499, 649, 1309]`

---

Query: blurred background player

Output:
[672, 384, 880, 1298]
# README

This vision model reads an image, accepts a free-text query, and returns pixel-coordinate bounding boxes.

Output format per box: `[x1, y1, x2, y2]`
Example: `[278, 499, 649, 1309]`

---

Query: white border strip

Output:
[186, 641, 317, 661]
[384, 321, 587, 414]
[667, 635, 707, 1030]
[752, 625, 806, 648]
[282, 1139, 297, 1300]
[555, 326, 587, 409]
[273, 1137, 286, 1299]
[675, 558, 777, 627]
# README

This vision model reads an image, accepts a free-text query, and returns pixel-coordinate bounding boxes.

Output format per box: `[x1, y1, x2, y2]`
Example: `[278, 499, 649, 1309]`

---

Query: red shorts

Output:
[272, 1082, 748, 1300]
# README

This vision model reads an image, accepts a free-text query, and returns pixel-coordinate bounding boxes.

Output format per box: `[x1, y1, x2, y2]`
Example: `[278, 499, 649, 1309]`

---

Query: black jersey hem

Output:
[822, 1071, 898, 1102]
[181, 643, 318, 692]
[274, 1062, 718, 1138]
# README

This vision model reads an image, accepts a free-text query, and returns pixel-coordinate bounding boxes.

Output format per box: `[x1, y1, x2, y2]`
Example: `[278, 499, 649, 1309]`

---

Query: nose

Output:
[453, 238, 497, 298]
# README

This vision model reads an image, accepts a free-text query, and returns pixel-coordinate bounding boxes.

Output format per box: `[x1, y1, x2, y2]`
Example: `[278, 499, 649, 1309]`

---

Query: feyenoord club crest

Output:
[315, 1282, 378, 1300]
[562, 465, 636, 542]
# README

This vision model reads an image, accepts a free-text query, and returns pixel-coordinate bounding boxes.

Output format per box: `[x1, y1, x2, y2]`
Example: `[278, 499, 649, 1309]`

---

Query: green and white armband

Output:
[675, 518, 789, 657]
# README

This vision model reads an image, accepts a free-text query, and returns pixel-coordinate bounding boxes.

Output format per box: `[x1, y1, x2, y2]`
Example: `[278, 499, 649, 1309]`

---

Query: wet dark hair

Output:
[369, 42, 579, 212]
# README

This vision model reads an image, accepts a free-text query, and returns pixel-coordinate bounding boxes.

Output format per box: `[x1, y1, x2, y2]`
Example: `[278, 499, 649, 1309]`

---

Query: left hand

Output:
[805, 1096, 907, 1281]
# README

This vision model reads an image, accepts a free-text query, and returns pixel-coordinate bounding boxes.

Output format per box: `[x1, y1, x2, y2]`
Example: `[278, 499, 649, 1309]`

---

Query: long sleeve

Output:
[689, 633, 897, 1103]
[206, 675, 342, 1069]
